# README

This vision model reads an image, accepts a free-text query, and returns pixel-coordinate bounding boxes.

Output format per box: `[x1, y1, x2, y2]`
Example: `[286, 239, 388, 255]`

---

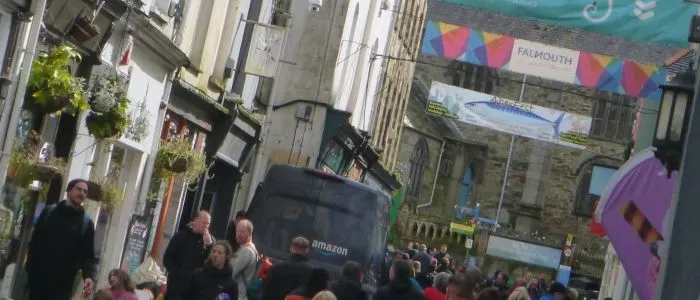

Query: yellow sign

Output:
[450, 222, 475, 236]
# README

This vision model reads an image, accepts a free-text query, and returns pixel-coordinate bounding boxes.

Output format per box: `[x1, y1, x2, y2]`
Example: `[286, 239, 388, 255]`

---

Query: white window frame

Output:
[0, 10, 13, 73]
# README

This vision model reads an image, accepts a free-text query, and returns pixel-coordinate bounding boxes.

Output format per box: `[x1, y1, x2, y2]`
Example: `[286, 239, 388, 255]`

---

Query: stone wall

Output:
[398, 53, 629, 253]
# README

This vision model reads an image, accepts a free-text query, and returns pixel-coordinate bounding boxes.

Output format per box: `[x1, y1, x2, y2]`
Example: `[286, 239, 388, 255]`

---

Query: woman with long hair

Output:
[108, 269, 139, 300]
[188, 240, 238, 299]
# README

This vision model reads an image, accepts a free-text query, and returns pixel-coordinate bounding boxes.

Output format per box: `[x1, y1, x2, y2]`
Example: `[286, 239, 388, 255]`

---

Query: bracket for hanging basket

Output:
[68, 16, 100, 43]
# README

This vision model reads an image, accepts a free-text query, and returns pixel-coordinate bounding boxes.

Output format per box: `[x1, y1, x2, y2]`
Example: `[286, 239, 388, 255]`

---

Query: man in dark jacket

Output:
[27, 179, 97, 300]
[415, 244, 433, 273]
[373, 260, 425, 300]
[163, 211, 214, 300]
[331, 261, 370, 300]
[260, 236, 313, 300]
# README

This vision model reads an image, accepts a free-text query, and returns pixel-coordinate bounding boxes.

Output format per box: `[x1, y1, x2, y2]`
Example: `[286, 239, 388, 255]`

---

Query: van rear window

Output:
[250, 171, 381, 266]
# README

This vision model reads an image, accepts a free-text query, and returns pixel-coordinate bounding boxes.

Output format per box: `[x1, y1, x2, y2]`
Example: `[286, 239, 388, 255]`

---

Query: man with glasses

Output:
[27, 178, 97, 300]
[164, 210, 215, 300]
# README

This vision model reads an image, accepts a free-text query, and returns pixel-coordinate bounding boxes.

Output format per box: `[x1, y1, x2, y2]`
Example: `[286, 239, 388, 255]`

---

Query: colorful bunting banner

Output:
[422, 21, 667, 100]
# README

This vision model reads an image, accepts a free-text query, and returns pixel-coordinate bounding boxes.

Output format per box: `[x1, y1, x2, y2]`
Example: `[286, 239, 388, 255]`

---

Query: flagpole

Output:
[495, 74, 527, 228]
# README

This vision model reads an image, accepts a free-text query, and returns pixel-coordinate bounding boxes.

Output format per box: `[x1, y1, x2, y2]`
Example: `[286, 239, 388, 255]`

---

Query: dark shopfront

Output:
[318, 108, 400, 194]
[165, 80, 260, 239]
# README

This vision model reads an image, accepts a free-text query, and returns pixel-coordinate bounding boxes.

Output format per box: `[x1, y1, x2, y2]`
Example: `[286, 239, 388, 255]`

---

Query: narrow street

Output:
[0, 0, 696, 299]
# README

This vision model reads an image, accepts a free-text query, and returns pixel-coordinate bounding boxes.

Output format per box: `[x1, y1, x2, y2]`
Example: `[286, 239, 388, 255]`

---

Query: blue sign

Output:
[557, 265, 572, 287]
[441, 0, 697, 47]
[486, 236, 562, 269]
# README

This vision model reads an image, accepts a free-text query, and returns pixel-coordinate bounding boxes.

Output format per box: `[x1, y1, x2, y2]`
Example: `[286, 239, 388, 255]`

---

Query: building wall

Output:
[371, 0, 427, 171]
[66, 37, 170, 285]
[391, 2, 682, 273]
[251, 0, 348, 179]
[332, 0, 395, 134]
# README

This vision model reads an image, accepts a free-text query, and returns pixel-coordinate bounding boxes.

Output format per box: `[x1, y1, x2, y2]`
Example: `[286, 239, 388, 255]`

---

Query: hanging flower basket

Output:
[154, 139, 207, 184]
[87, 178, 123, 211]
[169, 157, 190, 173]
[68, 16, 100, 43]
[26, 45, 89, 115]
[8, 132, 65, 188]
[85, 76, 130, 140]
[86, 180, 103, 200]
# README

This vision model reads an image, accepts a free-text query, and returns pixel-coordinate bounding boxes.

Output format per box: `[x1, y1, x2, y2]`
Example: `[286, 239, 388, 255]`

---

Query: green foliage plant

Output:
[85, 76, 130, 139]
[154, 138, 207, 184]
[26, 45, 89, 115]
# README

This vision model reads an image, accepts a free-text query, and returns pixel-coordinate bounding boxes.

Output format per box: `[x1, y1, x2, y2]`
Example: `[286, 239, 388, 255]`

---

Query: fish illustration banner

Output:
[595, 148, 677, 300]
[440, 0, 696, 47]
[422, 21, 668, 100]
[428, 81, 592, 149]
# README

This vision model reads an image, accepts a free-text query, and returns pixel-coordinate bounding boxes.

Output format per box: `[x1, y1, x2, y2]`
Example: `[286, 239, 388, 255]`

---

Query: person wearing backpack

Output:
[27, 178, 97, 300]
[260, 237, 313, 300]
[232, 219, 259, 300]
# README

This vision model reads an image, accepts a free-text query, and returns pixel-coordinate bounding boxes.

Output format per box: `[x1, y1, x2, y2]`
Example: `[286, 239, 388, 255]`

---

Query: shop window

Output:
[574, 164, 617, 217]
[319, 141, 349, 174]
[406, 138, 429, 204]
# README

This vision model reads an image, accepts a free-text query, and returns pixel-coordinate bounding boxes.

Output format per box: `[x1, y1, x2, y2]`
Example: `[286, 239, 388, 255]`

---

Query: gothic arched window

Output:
[407, 138, 429, 204]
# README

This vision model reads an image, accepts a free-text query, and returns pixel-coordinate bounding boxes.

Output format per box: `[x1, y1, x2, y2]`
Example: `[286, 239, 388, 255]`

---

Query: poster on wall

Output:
[421, 21, 667, 100]
[427, 81, 592, 149]
[440, 0, 696, 46]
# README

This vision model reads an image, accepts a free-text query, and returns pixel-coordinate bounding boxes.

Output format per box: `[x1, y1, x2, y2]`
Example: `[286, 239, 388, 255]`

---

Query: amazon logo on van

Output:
[311, 240, 348, 256]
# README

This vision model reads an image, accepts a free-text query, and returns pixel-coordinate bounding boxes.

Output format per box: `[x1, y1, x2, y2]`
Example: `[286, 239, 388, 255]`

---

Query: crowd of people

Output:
[386, 241, 583, 300]
[26, 178, 595, 300]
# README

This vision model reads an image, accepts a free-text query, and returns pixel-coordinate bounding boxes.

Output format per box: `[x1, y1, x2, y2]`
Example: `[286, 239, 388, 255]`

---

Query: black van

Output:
[246, 164, 391, 286]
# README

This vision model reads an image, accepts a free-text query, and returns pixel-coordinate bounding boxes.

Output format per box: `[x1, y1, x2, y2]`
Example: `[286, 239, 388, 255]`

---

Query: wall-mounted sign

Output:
[486, 235, 562, 269]
[422, 21, 668, 100]
[439, 0, 696, 46]
[428, 81, 592, 149]
[245, 23, 285, 78]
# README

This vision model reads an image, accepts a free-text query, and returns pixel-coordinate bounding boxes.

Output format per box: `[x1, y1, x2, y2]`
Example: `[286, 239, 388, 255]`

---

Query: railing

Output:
[572, 251, 606, 278]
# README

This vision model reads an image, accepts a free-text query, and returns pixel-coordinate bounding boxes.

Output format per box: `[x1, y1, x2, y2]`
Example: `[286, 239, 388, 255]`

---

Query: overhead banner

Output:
[440, 0, 696, 47]
[422, 21, 667, 100]
[428, 81, 592, 149]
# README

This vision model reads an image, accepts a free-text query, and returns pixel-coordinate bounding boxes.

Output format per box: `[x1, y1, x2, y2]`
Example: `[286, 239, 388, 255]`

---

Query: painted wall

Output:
[331, 0, 395, 132]
[64, 32, 169, 285]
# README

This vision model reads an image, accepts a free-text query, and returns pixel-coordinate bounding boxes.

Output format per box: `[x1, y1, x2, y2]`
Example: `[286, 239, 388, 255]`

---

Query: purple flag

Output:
[595, 148, 677, 300]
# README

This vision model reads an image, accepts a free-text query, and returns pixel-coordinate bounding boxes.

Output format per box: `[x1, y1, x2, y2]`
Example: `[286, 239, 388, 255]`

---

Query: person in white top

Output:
[231, 219, 259, 300]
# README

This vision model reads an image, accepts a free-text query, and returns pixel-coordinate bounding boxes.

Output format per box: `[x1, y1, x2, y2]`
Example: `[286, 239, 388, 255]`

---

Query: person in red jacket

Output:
[424, 272, 450, 300]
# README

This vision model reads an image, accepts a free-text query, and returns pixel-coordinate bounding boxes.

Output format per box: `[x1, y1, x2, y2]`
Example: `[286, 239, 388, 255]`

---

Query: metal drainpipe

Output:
[417, 139, 445, 209]
[0, 0, 48, 195]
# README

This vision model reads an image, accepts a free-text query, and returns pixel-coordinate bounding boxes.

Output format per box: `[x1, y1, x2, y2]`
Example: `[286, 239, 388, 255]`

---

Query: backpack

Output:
[242, 246, 272, 300]
[43, 204, 91, 236]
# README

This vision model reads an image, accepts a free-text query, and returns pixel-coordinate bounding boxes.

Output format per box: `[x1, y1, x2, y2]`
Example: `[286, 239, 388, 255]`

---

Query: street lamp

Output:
[653, 70, 696, 176]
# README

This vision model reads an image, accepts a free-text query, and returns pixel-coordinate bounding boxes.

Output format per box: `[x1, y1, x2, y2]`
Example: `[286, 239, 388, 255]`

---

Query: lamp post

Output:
[655, 55, 700, 299]
[652, 70, 695, 176]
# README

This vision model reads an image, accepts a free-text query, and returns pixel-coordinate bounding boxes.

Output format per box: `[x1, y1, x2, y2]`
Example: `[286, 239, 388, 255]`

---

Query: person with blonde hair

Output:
[507, 287, 531, 300]
[312, 290, 337, 300]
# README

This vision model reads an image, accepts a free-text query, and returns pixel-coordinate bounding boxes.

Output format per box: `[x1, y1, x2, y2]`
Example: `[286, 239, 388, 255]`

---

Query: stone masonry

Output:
[392, 1, 683, 268]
